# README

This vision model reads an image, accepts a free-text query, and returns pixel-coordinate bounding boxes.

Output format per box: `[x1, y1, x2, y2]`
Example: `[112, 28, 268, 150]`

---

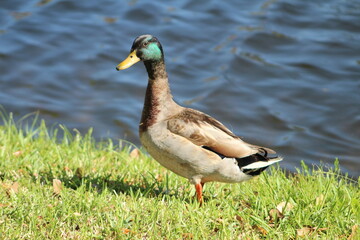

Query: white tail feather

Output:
[241, 157, 283, 170]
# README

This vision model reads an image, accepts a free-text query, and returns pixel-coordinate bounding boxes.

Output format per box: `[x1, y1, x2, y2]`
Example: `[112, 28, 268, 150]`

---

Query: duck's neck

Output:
[140, 59, 178, 132]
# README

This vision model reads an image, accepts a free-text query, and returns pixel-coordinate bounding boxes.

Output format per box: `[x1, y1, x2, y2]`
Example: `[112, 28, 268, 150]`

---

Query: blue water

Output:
[0, 0, 359, 177]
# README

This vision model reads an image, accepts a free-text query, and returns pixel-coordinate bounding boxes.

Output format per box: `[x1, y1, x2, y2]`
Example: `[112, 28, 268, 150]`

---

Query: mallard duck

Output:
[116, 35, 282, 203]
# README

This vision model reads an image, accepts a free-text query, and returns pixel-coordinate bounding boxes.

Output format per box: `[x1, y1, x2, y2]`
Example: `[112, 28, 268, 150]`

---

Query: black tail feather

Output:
[236, 154, 269, 176]
[202, 146, 274, 176]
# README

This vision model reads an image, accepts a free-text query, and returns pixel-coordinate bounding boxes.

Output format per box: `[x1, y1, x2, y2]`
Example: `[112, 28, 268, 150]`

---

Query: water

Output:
[1, 0, 359, 177]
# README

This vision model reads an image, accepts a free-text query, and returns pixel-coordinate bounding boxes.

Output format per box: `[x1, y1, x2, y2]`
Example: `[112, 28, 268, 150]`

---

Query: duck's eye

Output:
[143, 42, 149, 47]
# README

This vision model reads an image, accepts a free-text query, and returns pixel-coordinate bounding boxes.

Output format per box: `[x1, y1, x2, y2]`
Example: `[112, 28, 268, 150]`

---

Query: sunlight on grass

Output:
[0, 112, 359, 239]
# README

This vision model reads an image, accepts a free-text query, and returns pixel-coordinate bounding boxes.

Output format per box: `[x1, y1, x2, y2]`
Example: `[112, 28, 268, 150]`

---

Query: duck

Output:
[116, 34, 282, 203]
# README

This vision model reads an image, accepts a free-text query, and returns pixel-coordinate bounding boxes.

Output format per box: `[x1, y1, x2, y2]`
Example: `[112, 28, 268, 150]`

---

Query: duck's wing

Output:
[166, 108, 276, 158]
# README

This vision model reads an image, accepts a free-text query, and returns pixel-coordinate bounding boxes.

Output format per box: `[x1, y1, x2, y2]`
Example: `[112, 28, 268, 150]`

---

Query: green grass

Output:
[0, 113, 359, 239]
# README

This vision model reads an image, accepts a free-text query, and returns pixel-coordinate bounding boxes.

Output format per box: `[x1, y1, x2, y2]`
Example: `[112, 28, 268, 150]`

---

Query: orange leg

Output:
[195, 182, 205, 204]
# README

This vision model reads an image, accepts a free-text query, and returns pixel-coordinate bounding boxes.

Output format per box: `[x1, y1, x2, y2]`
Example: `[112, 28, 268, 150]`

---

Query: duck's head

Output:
[116, 35, 164, 71]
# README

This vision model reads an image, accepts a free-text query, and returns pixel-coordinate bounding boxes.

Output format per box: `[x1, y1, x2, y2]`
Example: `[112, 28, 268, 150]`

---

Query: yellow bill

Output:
[116, 50, 140, 70]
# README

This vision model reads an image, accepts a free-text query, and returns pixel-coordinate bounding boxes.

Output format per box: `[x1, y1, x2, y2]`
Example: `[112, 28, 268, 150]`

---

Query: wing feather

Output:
[166, 108, 275, 158]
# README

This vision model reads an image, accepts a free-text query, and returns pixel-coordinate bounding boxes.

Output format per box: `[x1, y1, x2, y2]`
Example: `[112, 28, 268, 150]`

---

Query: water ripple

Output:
[0, 0, 359, 176]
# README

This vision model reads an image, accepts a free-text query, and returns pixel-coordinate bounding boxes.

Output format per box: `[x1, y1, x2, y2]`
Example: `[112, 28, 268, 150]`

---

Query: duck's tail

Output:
[236, 153, 283, 176]
[201, 145, 283, 176]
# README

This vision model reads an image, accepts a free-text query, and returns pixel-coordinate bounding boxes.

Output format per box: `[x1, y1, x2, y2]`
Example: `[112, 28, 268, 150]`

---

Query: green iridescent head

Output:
[116, 35, 164, 70]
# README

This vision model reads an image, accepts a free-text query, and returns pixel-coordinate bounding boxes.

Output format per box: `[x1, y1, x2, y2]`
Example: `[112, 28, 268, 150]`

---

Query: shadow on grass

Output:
[31, 168, 187, 201]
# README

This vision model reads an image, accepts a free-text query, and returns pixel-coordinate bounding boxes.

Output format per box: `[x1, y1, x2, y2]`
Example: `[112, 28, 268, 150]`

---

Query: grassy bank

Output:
[0, 113, 359, 239]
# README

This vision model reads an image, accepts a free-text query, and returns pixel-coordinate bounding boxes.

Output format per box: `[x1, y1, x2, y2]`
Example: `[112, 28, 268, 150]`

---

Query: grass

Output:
[0, 112, 359, 239]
